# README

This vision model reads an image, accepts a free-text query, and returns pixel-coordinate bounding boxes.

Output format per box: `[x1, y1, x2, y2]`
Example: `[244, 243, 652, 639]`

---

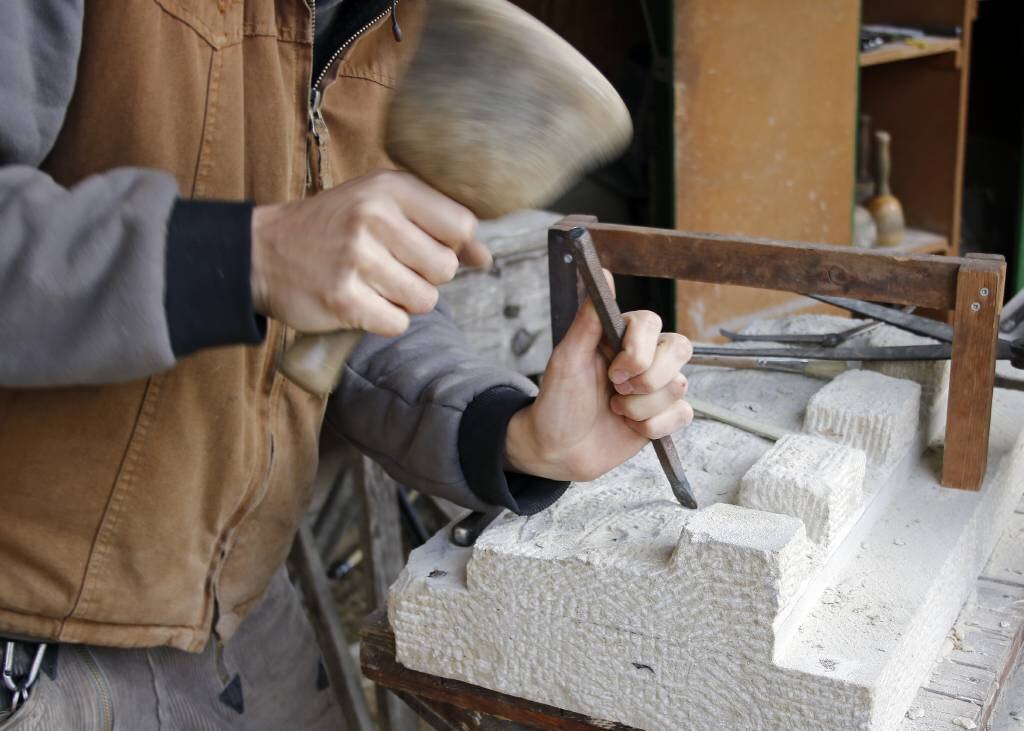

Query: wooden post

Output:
[311, 461, 356, 561]
[289, 525, 375, 731]
[358, 457, 418, 731]
[942, 254, 1006, 490]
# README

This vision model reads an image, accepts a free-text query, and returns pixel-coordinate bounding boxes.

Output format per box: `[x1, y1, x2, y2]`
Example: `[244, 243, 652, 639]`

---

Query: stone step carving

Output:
[739, 434, 866, 549]
[804, 369, 921, 468]
[390, 329, 1024, 729]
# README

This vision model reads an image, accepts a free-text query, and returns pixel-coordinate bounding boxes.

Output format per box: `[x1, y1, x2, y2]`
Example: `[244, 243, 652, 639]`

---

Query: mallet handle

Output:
[280, 330, 365, 395]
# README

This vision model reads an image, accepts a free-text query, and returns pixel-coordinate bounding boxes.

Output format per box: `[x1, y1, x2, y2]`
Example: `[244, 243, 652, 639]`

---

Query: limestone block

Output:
[804, 369, 920, 467]
[390, 488, 829, 730]
[863, 325, 951, 447]
[442, 209, 562, 375]
[738, 434, 866, 548]
[863, 325, 950, 406]
[672, 502, 821, 617]
[390, 364, 1024, 730]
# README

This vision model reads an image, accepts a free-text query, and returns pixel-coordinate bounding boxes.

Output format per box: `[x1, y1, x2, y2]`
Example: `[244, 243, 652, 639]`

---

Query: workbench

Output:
[356, 220, 1023, 729]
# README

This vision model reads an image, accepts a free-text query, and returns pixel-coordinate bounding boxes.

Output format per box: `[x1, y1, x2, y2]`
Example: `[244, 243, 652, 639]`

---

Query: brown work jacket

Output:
[0, 0, 425, 652]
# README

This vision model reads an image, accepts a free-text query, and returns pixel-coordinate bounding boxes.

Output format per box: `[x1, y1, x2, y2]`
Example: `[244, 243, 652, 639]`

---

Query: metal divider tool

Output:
[720, 317, 891, 347]
[692, 293, 1024, 392]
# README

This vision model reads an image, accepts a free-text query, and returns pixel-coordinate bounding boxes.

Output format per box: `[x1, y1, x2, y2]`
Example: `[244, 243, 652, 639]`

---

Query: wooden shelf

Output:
[667, 0, 973, 341]
[860, 36, 961, 67]
[881, 227, 950, 255]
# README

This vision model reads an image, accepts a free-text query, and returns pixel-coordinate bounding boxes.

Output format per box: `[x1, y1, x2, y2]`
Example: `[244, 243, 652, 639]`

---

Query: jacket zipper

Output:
[306, 0, 401, 192]
[73, 646, 113, 731]
[210, 432, 276, 637]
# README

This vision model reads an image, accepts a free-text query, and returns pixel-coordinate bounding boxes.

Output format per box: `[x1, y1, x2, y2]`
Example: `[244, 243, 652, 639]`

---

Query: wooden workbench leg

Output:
[289, 525, 375, 731]
[311, 450, 358, 561]
[358, 457, 418, 731]
[942, 254, 1006, 490]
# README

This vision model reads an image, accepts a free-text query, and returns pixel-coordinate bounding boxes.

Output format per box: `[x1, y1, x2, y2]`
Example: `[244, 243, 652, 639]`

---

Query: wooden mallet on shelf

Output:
[867, 130, 906, 247]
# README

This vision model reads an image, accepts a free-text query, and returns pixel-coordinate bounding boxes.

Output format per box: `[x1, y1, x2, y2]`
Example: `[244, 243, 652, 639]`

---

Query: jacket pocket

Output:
[66, 375, 167, 624]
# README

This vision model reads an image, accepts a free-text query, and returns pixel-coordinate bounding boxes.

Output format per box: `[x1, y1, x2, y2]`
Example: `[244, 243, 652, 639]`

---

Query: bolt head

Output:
[971, 302, 982, 312]
[563, 254, 573, 264]
[980, 287, 991, 297]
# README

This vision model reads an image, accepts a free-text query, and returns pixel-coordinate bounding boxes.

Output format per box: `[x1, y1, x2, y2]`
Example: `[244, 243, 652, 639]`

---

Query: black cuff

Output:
[458, 386, 570, 516]
[165, 199, 266, 357]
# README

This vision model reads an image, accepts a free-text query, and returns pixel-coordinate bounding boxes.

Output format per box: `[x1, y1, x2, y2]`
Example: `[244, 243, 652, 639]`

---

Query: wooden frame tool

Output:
[549, 217, 1006, 491]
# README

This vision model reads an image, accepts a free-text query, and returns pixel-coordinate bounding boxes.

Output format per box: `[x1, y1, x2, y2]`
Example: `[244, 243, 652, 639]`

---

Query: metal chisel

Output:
[566, 227, 698, 510]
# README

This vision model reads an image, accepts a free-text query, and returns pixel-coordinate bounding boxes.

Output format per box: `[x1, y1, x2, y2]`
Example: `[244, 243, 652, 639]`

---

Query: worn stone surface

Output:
[739, 434, 866, 549]
[390, 357, 1024, 731]
[686, 366, 825, 437]
[389, 486, 842, 730]
[804, 369, 921, 467]
[441, 209, 561, 376]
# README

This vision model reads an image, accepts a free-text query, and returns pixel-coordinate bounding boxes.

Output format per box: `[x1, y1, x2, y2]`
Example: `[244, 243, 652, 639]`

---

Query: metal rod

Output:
[688, 396, 789, 442]
[688, 355, 849, 380]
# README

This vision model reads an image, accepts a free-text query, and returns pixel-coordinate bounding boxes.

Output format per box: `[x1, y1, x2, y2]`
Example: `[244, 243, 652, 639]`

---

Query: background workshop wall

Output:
[510, 1, 993, 339]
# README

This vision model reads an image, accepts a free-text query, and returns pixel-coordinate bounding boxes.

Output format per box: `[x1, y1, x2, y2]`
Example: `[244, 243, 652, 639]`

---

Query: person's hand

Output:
[505, 275, 693, 482]
[250, 169, 491, 335]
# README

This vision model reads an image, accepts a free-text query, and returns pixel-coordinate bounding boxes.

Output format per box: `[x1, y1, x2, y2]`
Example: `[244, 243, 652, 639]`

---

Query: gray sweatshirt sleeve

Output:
[327, 304, 566, 513]
[0, 0, 182, 386]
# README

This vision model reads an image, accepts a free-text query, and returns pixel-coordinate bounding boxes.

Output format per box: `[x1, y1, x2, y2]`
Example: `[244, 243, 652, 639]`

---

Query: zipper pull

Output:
[307, 89, 333, 190]
[309, 90, 327, 138]
[391, 0, 402, 42]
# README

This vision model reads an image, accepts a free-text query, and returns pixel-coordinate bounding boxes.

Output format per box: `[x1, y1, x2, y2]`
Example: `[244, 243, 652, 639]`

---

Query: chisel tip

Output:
[670, 474, 699, 510]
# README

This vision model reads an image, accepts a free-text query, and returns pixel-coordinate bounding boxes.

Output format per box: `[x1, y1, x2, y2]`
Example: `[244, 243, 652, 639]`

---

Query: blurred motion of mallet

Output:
[281, 0, 633, 395]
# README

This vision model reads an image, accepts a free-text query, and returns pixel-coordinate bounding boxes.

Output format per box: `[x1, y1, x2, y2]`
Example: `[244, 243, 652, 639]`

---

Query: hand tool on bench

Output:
[693, 294, 1024, 390]
[720, 302, 919, 348]
[694, 341, 958, 362]
[281, 0, 633, 395]
[719, 311, 908, 348]
[689, 355, 850, 380]
[811, 294, 1024, 366]
[685, 395, 789, 442]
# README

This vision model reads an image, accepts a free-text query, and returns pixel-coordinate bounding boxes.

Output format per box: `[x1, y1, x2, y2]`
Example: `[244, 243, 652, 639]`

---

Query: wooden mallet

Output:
[867, 130, 906, 247]
[281, 0, 633, 394]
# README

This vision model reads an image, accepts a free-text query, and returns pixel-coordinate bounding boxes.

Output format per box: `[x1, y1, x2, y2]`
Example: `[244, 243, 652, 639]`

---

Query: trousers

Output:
[0, 570, 344, 730]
